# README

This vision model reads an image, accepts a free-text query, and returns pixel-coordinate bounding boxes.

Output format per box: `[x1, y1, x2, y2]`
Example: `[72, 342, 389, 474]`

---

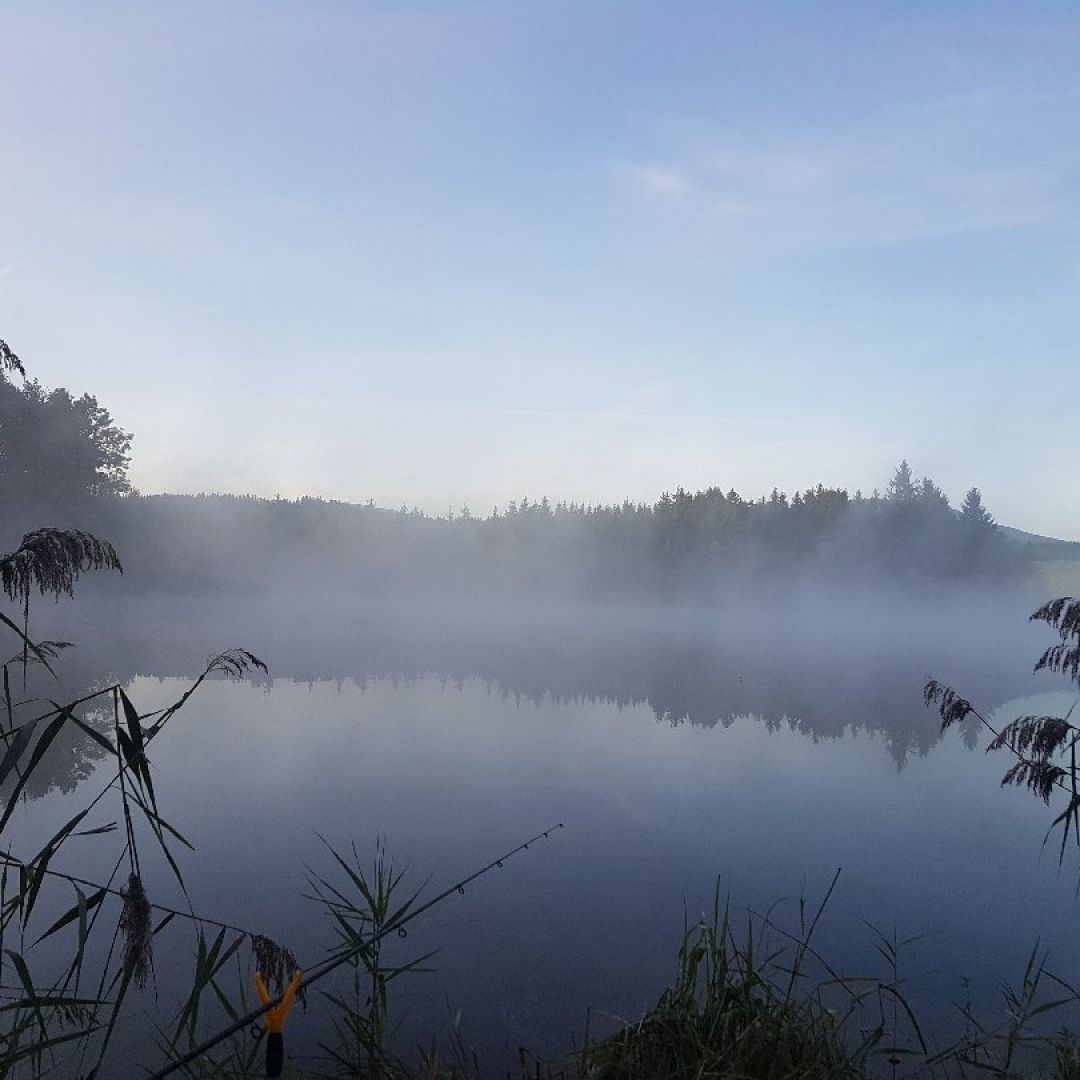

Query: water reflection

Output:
[19, 590, 1058, 800]
[9, 593, 1078, 1071]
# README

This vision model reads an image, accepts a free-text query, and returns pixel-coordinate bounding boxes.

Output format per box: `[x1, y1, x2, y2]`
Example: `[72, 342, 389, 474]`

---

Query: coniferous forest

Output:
[1, 360, 1061, 601]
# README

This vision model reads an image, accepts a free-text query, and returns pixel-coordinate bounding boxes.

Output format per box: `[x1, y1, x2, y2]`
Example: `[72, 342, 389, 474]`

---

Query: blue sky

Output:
[1, 3, 1078, 534]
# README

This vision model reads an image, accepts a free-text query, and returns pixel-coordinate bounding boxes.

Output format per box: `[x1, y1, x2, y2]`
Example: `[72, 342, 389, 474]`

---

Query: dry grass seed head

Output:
[923, 679, 973, 731]
[0, 529, 122, 605]
[120, 872, 152, 988]
[251, 934, 305, 1005]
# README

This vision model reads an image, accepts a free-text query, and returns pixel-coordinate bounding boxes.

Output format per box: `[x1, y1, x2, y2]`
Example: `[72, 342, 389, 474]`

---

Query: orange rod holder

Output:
[255, 969, 302, 1077]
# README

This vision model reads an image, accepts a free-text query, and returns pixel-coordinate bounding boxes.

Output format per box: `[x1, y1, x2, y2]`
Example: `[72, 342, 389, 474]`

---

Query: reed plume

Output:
[120, 872, 153, 988]
[0, 529, 123, 605]
[251, 934, 304, 1004]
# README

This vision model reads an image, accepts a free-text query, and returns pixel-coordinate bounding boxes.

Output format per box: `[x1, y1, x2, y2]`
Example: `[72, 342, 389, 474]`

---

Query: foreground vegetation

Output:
[561, 895, 1080, 1080]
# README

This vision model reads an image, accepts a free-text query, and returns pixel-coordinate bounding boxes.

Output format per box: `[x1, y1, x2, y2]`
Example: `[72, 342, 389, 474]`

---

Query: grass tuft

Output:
[581, 888, 875, 1080]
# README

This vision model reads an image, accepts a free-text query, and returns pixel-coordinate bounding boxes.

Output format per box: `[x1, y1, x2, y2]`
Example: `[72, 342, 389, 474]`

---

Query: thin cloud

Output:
[619, 163, 692, 200]
[615, 115, 1074, 252]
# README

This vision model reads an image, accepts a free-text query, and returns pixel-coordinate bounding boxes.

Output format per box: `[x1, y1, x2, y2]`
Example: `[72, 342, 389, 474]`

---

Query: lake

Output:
[11, 585, 1080, 1074]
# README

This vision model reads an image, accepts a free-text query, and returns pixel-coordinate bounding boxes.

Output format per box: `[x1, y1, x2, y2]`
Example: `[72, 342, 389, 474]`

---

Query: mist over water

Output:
[11, 577, 1080, 1070]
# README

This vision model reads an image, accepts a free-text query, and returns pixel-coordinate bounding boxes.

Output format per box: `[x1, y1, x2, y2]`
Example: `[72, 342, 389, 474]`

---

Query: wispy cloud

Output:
[614, 114, 1075, 252]
[620, 164, 692, 200]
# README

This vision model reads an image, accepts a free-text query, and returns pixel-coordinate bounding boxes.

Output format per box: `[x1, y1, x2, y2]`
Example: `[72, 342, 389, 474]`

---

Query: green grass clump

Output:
[585, 895, 875, 1080]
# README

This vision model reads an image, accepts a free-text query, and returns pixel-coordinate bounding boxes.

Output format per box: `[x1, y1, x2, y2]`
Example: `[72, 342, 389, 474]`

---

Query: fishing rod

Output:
[145, 822, 565, 1080]
[0, 850, 256, 940]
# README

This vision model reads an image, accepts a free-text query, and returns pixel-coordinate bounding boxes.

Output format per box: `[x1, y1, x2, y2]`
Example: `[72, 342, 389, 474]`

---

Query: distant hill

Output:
[999, 525, 1080, 552]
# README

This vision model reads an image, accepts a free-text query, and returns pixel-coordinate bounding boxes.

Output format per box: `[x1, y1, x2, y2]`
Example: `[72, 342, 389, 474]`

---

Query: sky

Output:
[1, 2, 1078, 535]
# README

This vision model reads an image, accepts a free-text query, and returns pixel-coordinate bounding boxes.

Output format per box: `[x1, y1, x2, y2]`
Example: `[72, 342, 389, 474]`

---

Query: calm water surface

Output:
[13, 591, 1080, 1073]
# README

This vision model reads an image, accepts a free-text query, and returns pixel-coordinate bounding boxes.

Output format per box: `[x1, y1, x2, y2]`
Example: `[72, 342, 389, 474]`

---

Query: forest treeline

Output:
[1, 355, 1070, 599]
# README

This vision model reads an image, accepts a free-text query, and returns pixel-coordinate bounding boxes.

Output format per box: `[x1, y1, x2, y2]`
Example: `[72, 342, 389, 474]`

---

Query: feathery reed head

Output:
[0, 529, 123, 605]
[120, 872, 152, 988]
[251, 934, 297, 994]
[207, 649, 268, 679]
[1031, 597, 1080, 682]
[923, 679, 973, 731]
[251, 934, 304, 1005]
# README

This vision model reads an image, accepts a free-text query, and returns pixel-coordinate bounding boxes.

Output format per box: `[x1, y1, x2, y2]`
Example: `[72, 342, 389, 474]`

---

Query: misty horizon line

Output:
[114, 480, 1079, 545]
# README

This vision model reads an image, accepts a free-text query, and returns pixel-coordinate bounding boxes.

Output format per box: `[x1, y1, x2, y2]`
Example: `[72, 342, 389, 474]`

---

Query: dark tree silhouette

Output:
[960, 487, 995, 531]
[887, 460, 918, 502]
[0, 373, 132, 507]
[0, 340, 24, 378]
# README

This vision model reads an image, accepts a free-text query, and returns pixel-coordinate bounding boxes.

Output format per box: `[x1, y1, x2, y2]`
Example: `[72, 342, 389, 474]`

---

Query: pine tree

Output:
[887, 460, 917, 502]
[960, 487, 995, 531]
